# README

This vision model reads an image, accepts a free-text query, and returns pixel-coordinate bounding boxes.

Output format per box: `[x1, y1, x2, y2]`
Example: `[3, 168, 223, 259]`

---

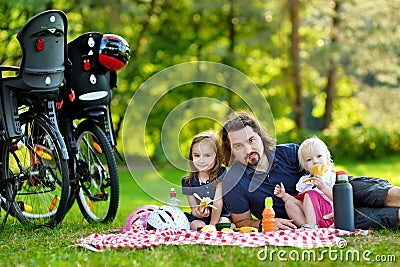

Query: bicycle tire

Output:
[74, 120, 119, 223]
[1, 113, 70, 228]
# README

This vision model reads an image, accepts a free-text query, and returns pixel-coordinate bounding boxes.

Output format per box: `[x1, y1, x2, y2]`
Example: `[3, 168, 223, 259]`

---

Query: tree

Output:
[323, 0, 341, 129]
[288, 0, 305, 129]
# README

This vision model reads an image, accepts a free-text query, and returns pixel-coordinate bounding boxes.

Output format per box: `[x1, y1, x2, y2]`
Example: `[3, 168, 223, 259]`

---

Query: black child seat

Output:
[63, 32, 117, 119]
[0, 10, 68, 138]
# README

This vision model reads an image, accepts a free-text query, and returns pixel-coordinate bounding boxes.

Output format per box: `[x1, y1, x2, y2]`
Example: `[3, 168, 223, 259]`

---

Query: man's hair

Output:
[219, 110, 276, 166]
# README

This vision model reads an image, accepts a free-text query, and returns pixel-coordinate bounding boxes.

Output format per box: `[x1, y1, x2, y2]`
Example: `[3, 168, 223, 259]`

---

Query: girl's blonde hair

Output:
[183, 130, 223, 184]
[298, 136, 333, 171]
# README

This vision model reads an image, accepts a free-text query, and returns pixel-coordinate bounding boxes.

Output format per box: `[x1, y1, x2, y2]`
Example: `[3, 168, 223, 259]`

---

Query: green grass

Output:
[0, 155, 400, 267]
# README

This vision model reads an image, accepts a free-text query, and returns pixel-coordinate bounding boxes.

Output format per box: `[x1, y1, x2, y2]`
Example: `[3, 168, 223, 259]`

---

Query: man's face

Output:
[227, 125, 264, 168]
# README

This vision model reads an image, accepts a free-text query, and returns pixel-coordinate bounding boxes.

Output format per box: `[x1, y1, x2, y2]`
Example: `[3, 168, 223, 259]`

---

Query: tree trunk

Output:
[288, 0, 305, 129]
[323, 0, 341, 129]
[225, 0, 236, 112]
[115, 0, 158, 139]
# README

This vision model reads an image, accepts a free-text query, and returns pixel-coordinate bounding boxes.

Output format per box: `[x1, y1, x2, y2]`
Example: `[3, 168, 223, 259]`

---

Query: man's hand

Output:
[275, 218, 297, 230]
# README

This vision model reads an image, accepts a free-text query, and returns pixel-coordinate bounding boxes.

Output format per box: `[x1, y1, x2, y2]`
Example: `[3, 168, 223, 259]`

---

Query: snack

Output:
[312, 163, 326, 176]
[303, 164, 326, 183]
[216, 222, 231, 231]
[193, 193, 217, 210]
[200, 225, 217, 232]
[220, 228, 234, 233]
[235, 226, 258, 233]
[303, 177, 315, 183]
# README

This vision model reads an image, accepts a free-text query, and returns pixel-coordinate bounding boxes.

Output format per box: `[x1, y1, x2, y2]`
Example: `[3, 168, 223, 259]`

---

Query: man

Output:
[220, 110, 400, 230]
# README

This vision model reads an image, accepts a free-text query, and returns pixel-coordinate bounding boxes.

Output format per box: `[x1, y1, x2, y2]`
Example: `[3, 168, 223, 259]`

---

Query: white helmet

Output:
[146, 205, 190, 230]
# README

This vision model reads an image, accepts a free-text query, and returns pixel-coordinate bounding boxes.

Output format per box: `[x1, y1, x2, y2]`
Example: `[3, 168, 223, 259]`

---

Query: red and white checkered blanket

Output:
[75, 227, 370, 252]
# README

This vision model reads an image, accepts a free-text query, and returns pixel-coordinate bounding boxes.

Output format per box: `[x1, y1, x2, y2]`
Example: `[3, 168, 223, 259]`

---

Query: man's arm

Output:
[231, 210, 260, 229]
[231, 210, 298, 230]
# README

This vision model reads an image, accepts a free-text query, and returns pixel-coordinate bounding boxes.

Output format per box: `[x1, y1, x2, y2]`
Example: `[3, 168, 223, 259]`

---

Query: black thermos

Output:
[333, 170, 355, 231]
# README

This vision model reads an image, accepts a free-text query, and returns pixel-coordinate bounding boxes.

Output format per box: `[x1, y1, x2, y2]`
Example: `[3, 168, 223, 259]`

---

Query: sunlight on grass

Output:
[1, 155, 399, 267]
[335, 155, 400, 186]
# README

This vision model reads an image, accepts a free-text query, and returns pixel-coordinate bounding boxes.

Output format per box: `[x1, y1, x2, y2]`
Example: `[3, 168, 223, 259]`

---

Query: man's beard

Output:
[246, 152, 260, 167]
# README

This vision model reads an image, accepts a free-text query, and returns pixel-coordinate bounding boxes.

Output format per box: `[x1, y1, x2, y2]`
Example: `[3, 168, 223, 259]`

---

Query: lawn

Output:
[0, 155, 399, 267]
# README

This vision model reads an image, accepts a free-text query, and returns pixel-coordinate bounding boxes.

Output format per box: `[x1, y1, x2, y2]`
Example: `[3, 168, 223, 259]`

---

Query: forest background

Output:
[1, 0, 399, 166]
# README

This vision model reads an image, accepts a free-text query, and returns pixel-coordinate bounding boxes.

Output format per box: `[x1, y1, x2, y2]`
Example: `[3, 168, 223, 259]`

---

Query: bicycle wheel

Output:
[74, 120, 119, 222]
[1, 113, 70, 228]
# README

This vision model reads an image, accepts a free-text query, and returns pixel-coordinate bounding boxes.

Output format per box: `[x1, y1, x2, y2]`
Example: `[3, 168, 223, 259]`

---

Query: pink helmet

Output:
[123, 204, 159, 231]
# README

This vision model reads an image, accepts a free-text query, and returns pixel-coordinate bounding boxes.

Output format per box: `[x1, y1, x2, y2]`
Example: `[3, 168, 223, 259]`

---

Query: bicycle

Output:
[58, 32, 130, 223]
[0, 10, 70, 229]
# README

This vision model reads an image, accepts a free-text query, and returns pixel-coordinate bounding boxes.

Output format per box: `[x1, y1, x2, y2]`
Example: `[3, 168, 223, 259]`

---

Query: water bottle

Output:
[167, 188, 181, 208]
[333, 170, 355, 231]
[262, 197, 275, 232]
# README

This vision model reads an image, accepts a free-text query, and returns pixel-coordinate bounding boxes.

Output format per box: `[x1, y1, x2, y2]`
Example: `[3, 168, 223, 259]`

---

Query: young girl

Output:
[181, 130, 232, 230]
[274, 136, 335, 228]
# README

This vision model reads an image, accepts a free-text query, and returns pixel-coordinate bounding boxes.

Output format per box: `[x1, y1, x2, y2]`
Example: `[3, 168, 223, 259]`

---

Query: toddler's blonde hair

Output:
[298, 136, 333, 171]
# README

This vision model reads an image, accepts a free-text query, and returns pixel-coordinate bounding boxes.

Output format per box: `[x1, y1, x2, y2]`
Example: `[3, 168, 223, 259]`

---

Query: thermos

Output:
[333, 170, 355, 231]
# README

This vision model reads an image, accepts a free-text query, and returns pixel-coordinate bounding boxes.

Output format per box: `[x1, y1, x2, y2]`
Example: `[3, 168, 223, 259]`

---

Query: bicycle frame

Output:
[57, 32, 125, 222]
[0, 10, 70, 229]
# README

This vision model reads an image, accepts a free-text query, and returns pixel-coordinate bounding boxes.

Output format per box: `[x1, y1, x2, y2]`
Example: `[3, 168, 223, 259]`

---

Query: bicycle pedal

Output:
[92, 192, 108, 201]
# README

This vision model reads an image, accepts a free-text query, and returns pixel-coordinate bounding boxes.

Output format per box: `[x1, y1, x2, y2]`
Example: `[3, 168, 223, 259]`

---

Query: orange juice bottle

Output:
[262, 197, 275, 232]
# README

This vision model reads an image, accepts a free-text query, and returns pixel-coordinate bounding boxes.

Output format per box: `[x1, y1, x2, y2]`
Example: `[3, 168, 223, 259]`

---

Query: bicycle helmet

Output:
[123, 204, 159, 231]
[146, 205, 190, 230]
[99, 34, 130, 71]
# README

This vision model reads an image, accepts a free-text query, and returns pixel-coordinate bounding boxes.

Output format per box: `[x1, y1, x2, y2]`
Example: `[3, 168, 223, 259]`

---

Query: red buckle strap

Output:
[69, 90, 75, 102]
[56, 100, 63, 109]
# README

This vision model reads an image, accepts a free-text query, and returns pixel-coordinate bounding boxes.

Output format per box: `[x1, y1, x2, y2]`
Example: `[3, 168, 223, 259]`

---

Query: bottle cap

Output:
[336, 170, 349, 182]
[265, 197, 273, 207]
[170, 188, 176, 197]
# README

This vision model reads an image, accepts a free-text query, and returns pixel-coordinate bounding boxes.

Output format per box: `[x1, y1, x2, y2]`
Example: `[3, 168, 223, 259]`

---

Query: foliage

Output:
[324, 127, 400, 160]
[0, 0, 399, 164]
[280, 126, 400, 161]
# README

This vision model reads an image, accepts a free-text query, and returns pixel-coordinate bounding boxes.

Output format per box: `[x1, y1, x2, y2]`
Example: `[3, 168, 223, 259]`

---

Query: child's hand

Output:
[274, 182, 286, 198]
[192, 205, 210, 218]
[312, 175, 327, 190]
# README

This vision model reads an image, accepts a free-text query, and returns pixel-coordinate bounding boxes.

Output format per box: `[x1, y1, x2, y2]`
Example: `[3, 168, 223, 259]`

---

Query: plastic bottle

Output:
[262, 197, 275, 232]
[167, 188, 181, 208]
[333, 170, 355, 231]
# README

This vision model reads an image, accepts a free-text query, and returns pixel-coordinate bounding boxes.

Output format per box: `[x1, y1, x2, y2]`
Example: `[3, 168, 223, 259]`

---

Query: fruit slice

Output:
[312, 163, 326, 176]
[235, 226, 258, 233]
[201, 225, 216, 232]
[193, 193, 217, 210]
[303, 177, 315, 183]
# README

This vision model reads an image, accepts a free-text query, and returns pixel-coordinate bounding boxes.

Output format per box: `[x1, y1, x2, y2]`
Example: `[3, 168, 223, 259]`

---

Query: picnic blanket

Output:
[74, 227, 370, 252]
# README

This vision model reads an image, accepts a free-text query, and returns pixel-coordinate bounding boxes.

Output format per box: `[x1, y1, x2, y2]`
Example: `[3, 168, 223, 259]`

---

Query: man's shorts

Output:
[349, 176, 398, 229]
[354, 207, 399, 230]
[350, 176, 392, 207]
